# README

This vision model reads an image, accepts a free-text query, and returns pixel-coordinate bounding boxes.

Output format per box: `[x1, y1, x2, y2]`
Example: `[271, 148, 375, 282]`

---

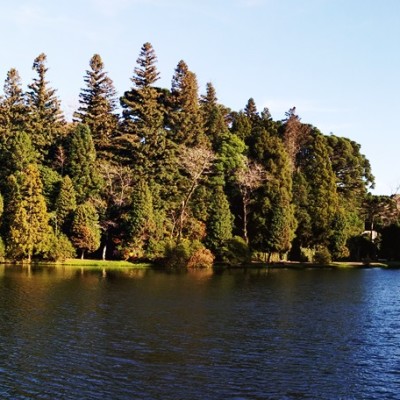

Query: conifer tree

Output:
[55, 175, 77, 234]
[71, 202, 101, 259]
[67, 124, 103, 203]
[169, 60, 207, 146]
[250, 132, 296, 259]
[119, 42, 168, 177]
[74, 54, 118, 156]
[26, 53, 65, 159]
[8, 164, 52, 262]
[124, 179, 155, 258]
[0, 68, 27, 137]
[206, 184, 233, 259]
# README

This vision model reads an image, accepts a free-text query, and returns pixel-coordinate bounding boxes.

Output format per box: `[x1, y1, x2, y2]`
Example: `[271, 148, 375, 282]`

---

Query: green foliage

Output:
[39, 165, 62, 211]
[46, 233, 76, 261]
[74, 54, 118, 155]
[313, 246, 332, 265]
[164, 239, 214, 269]
[223, 236, 251, 265]
[26, 53, 65, 159]
[55, 175, 77, 233]
[206, 185, 233, 259]
[7, 164, 52, 261]
[67, 124, 103, 203]
[71, 202, 101, 258]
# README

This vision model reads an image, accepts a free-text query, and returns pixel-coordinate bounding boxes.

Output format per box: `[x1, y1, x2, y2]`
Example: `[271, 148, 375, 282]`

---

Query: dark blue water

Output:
[0, 266, 400, 399]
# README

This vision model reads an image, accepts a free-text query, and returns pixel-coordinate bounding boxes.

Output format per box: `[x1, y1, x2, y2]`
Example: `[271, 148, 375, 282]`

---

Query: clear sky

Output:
[0, 0, 399, 194]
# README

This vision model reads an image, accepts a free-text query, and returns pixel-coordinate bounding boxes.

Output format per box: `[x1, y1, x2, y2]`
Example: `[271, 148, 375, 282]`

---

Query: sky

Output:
[0, 0, 399, 194]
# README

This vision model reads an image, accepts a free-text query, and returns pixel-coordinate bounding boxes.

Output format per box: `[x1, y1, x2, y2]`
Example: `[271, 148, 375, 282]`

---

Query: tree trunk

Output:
[102, 245, 107, 261]
[81, 249, 85, 260]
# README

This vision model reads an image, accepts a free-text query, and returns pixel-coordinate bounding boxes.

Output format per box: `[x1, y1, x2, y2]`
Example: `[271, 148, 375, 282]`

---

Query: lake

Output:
[0, 265, 399, 399]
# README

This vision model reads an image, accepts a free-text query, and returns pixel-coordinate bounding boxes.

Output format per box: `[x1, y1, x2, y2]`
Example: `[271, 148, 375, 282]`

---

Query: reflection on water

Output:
[0, 266, 400, 399]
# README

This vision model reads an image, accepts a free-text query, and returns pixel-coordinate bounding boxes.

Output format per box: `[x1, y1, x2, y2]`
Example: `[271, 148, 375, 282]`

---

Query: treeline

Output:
[0, 42, 396, 265]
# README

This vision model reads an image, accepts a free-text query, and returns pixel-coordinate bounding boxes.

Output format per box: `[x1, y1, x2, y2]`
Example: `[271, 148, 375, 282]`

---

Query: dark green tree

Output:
[74, 54, 118, 156]
[66, 124, 103, 203]
[168, 60, 207, 147]
[0, 68, 28, 138]
[206, 184, 233, 259]
[55, 175, 77, 234]
[26, 53, 65, 159]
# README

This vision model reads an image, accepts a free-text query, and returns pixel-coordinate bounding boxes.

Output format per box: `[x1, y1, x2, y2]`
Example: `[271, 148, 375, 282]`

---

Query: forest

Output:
[0, 42, 398, 266]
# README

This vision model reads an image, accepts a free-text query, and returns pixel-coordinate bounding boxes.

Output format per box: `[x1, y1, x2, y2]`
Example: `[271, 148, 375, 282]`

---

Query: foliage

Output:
[71, 202, 101, 258]
[313, 246, 332, 265]
[46, 233, 76, 261]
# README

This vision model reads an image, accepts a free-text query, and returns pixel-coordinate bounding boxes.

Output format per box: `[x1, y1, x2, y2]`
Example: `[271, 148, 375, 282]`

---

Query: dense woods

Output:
[0, 43, 398, 265]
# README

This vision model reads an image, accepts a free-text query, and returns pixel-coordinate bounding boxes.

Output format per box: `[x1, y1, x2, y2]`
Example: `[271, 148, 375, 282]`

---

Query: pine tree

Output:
[0, 68, 28, 137]
[55, 175, 77, 234]
[74, 54, 118, 156]
[71, 202, 101, 259]
[8, 164, 52, 262]
[67, 124, 103, 203]
[26, 53, 65, 159]
[119, 42, 168, 177]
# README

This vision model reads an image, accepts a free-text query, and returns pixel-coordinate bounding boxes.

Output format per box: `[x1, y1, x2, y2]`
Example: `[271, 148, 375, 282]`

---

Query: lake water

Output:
[0, 265, 400, 399]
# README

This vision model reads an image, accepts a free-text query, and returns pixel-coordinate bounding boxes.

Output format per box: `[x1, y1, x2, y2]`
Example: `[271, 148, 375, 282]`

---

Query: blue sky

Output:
[0, 0, 399, 194]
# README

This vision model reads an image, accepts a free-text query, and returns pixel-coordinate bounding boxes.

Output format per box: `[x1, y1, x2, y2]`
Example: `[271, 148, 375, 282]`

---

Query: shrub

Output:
[46, 233, 76, 261]
[313, 246, 332, 265]
[222, 236, 251, 265]
[187, 248, 215, 268]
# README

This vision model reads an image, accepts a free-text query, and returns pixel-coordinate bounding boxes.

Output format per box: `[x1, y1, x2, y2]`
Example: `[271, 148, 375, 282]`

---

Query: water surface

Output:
[0, 266, 399, 399]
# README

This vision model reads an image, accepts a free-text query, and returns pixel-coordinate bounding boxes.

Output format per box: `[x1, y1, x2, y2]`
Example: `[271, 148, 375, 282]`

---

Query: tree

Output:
[200, 82, 230, 150]
[67, 124, 103, 203]
[119, 42, 170, 178]
[71, 202, 101, 259]
[55, 175, 77, 234]
[123, 179, 156, 258]
[299, 132, 339, 247]
[206, 185, 233, 259]
[0, 68, 28, 137]
[26, 53, 65, 159]
[250, 132, 296, 260]
[173, 146, 215, 239]
[168, 60, 207, 146]
[280, 107, 310, 171]
[235, 158, 267, 244]
[74, 54, 118, 156]
[8, 164, 52, 262]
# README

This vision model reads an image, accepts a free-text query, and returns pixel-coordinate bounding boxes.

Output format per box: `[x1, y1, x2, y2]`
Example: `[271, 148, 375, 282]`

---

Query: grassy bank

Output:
[55, 259, 152, 269]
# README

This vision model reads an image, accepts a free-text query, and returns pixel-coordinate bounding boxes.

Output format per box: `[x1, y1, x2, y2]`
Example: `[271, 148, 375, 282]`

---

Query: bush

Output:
[222, 236, 251, 265]
[313, 246, 332, 265]
[187, 248, 215, 268]
[46, 233, 76, 261]
[164, 239, 215, 269]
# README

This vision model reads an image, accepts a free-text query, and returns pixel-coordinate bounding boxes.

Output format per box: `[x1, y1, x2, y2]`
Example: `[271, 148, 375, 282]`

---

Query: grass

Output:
[55, 258, 152, 269]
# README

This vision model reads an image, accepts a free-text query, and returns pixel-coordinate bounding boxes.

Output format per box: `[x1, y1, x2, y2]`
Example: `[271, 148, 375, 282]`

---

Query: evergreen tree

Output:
[169, 60, 207, 146]
[8, 164, 52, 262]
[26, 53, 65, 159]
[206, 185, 233, 259]
[250, 132, 296, 259]
[299, 132, 339, 247]
[71, 202, 101, 259]
[55, 175, 77, 234]
[124, 179, 155, 258]
[74, 54, 118, 156]
[119, 42, 169, 178]
[0, 68, 28, 137]
[67, 124, 103, 203]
